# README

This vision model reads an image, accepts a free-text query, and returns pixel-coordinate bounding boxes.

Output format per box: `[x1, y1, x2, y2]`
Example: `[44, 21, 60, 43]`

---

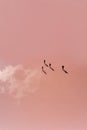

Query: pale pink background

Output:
[0, 0, 87, 130]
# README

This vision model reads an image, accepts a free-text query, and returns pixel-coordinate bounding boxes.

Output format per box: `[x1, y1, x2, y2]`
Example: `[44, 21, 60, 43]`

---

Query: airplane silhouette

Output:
[42, 66, 47, 75]
[49, 63, 54, 71]
[44, 60, 48, 67]
[62, 65, 68, 74]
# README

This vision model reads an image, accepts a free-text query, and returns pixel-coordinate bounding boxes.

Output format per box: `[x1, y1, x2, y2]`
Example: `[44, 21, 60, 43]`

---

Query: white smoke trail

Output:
[0, 64, 42, 100]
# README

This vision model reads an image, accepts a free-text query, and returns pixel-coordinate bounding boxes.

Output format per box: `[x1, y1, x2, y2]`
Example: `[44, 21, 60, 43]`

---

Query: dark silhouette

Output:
[49, 63, 51, 67]
[44, 60, 48, 67]
[49, 63, 54, 71]
[42, 66, 47, 75]
[62, 65, 68, 74]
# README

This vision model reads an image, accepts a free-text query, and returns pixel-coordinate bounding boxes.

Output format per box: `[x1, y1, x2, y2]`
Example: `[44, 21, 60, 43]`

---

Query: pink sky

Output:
[0, 0, 87, 130]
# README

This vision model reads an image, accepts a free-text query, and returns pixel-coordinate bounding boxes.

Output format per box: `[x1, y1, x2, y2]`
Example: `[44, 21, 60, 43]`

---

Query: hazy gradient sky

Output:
[0, 0, 87, 130]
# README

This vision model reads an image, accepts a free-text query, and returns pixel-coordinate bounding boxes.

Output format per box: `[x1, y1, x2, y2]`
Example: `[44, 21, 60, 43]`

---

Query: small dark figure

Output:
[49, 63, 54, 71]
[42, 66, 47, 75]
[62, 65, 64, 69]
[62, 65, 68, 74]
[49, 63, 51, 67]
[44, 60, 48, 67]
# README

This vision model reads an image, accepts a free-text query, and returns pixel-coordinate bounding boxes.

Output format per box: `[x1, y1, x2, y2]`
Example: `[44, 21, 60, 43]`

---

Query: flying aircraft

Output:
[42, 66, 47, 75]
[44, 60, 48, 67]
[62, 65, 68, 74]
[49, 63, 54, 71]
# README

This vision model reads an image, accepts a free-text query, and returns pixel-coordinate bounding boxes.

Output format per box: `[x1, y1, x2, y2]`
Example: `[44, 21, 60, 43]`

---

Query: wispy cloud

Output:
[0, 65, 41, 100]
